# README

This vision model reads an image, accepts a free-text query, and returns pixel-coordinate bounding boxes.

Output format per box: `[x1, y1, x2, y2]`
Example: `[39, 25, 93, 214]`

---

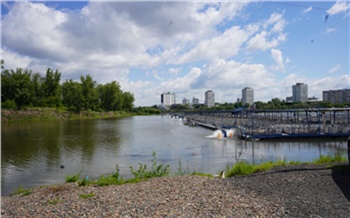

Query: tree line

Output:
[1, 60, 135, 113]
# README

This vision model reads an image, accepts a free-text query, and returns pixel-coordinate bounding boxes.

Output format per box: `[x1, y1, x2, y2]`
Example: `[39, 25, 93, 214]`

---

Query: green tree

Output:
[42, 68, 61, 107]
[31, 72, 44, 106]
[61, 79, 83, 113]
[121, 91, 135, 111]
[100, 81, 122, 111]
[80, 74, 98, 110]
[1, 69, 13, 103]
[10, 68, 33, 109]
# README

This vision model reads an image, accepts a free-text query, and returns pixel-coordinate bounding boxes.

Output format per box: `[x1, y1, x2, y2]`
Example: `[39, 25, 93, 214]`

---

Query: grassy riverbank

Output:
[226, 153, 348, 177]
[9, 152, 349, 197]
[1, 107, 154, 123]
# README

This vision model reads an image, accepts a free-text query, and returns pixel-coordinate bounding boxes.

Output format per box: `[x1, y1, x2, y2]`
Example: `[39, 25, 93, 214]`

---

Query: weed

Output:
[65, 174, 79, 183]
[130, 152, 170, 179]
[79, 192, 95, 199]
[312, 153, 347, 164]
[78, 177, 90, 186]
[226, 153, 348, 178]
[66, 169, 83, 183]
[191, 171, 213, 177]
[176, 158, 185, 176]
[49, 185, 68, 193]
[226, 161, 255, 177]
[10, 186, 32, 196]
[47, 198, 60, 205]
[93, 164, 125, 186]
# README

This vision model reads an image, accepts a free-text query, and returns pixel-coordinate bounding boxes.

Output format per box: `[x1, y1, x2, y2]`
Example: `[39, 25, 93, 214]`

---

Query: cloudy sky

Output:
[1, 1, 349, 106]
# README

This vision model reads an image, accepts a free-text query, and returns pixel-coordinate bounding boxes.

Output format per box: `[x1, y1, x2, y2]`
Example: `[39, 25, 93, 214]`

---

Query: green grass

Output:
[76, 153, 170, 187]
[130, 152, 170, 179]
[60, 152, 349, 189]
[10, 186, 32, 196]
[65, 174, 80, 183]
[47, 198, 60, 205]
[312, 153, 347, 164]
[226, 153, 348, 178]
[226, 160, 287, 177]
[79, 192, 95, 199]
[191, 171, 213, 177]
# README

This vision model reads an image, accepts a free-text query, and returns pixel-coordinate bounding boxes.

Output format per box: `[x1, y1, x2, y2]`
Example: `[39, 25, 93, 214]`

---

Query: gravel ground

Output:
[2, 163, 350, 217]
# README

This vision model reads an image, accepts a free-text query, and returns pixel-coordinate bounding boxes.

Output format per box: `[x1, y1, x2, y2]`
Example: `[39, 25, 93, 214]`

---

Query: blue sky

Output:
[1, 1, 349, 106]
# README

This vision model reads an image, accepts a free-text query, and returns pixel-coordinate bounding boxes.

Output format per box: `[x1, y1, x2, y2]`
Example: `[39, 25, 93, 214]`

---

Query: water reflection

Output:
[1, 116, 348, 196]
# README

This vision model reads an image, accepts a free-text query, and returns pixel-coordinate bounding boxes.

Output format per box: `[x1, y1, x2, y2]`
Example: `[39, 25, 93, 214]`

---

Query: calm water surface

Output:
[1, 115, 347, 196]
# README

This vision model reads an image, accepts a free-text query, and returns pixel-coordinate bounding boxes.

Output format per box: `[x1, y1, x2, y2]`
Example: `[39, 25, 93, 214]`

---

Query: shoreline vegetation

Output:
[1, 107, 160, 123]
[8, 152, 348, 197]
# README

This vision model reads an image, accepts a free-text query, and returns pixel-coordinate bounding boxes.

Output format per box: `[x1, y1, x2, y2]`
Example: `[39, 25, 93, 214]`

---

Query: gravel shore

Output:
[2, 163, 350, 217]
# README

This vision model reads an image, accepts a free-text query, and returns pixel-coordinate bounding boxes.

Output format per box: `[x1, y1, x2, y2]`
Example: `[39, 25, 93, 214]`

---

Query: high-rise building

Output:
[161, 92, 175, 108]
[204, 90, 215, 107]
[192, 97, 199, 105]
[242, 87, 254, 106]
[323, 89, 350, 104]
[182, 98, 190, 105]
[292, 83, 308, 103]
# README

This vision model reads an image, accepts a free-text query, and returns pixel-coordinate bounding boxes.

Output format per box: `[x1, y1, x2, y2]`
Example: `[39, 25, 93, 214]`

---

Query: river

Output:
[1, 115, 348, 196]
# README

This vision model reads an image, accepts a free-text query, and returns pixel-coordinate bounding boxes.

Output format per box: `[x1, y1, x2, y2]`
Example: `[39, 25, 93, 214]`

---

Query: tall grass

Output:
[312, 152, 347, 164]
[61, 152, 349, 187]
[65, 174, 80, 183]
[226, 153, 347, 178]
[130, 152, 170, 179]
[77, 152, 170, 187]
[226, 160, 285, 177]
[10, 186, 32, 196]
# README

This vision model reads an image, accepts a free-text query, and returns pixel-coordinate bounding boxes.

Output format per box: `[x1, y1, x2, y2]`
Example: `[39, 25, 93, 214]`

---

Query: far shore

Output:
[1, 108, 156, 123]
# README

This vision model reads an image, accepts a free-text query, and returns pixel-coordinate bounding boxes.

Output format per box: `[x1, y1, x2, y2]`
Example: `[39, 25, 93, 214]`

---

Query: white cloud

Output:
[2, 2, 70, 61]
[246, 12, 287, 51]
[190, 59, 274, 92]
[325, 28, 336, 34]
[174, 25, 253, 64]
[160, 67, 202, 93]
[270, 49, 284, 70]
[153, 71, 164, 81]
[327, 1, 350, 16]
[328, 64, 341, 74]
[302, 6, 312, 14]
[1, 49, 31, 70]
[168, 68, 182, 75]
[270, 49, 290, 71]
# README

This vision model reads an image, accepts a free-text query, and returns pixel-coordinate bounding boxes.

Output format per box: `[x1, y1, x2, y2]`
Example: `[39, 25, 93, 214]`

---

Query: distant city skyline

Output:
[163, 85, 350, 106]
[1, 1, 349, 106]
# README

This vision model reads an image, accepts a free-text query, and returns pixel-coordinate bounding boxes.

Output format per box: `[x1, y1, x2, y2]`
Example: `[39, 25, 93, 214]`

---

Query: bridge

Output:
[178, 108, 350, 140]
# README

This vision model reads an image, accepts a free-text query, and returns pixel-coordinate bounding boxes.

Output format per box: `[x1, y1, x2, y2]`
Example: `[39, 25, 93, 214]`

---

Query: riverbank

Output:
[2, 163, 350, 217]
[1, 108, 135, 123]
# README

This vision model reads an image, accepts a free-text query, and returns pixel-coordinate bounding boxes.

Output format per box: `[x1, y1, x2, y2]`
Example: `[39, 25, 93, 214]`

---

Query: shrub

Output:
[130, 152, 170, 179]
[10, 186, 32, 196]
[2, 100, 17, 109]
[65, 174, 79, 183]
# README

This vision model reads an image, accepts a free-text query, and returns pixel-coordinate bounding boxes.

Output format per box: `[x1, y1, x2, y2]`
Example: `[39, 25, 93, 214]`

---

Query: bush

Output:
[65, 174, 79, 183]
[2, 99, 17, 109]
[10, 186, 32, 196]
[130, 152, 170, 179]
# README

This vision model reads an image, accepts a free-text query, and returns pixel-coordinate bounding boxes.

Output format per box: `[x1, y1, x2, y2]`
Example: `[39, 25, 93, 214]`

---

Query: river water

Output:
[1, 115, 348, 196]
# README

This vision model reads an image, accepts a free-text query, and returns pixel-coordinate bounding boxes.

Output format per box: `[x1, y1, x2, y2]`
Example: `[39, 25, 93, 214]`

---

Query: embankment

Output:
[1, 108, 132, 123]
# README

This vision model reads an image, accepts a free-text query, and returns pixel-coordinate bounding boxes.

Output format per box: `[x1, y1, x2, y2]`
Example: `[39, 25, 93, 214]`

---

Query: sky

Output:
[1, 1, 349, 106]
